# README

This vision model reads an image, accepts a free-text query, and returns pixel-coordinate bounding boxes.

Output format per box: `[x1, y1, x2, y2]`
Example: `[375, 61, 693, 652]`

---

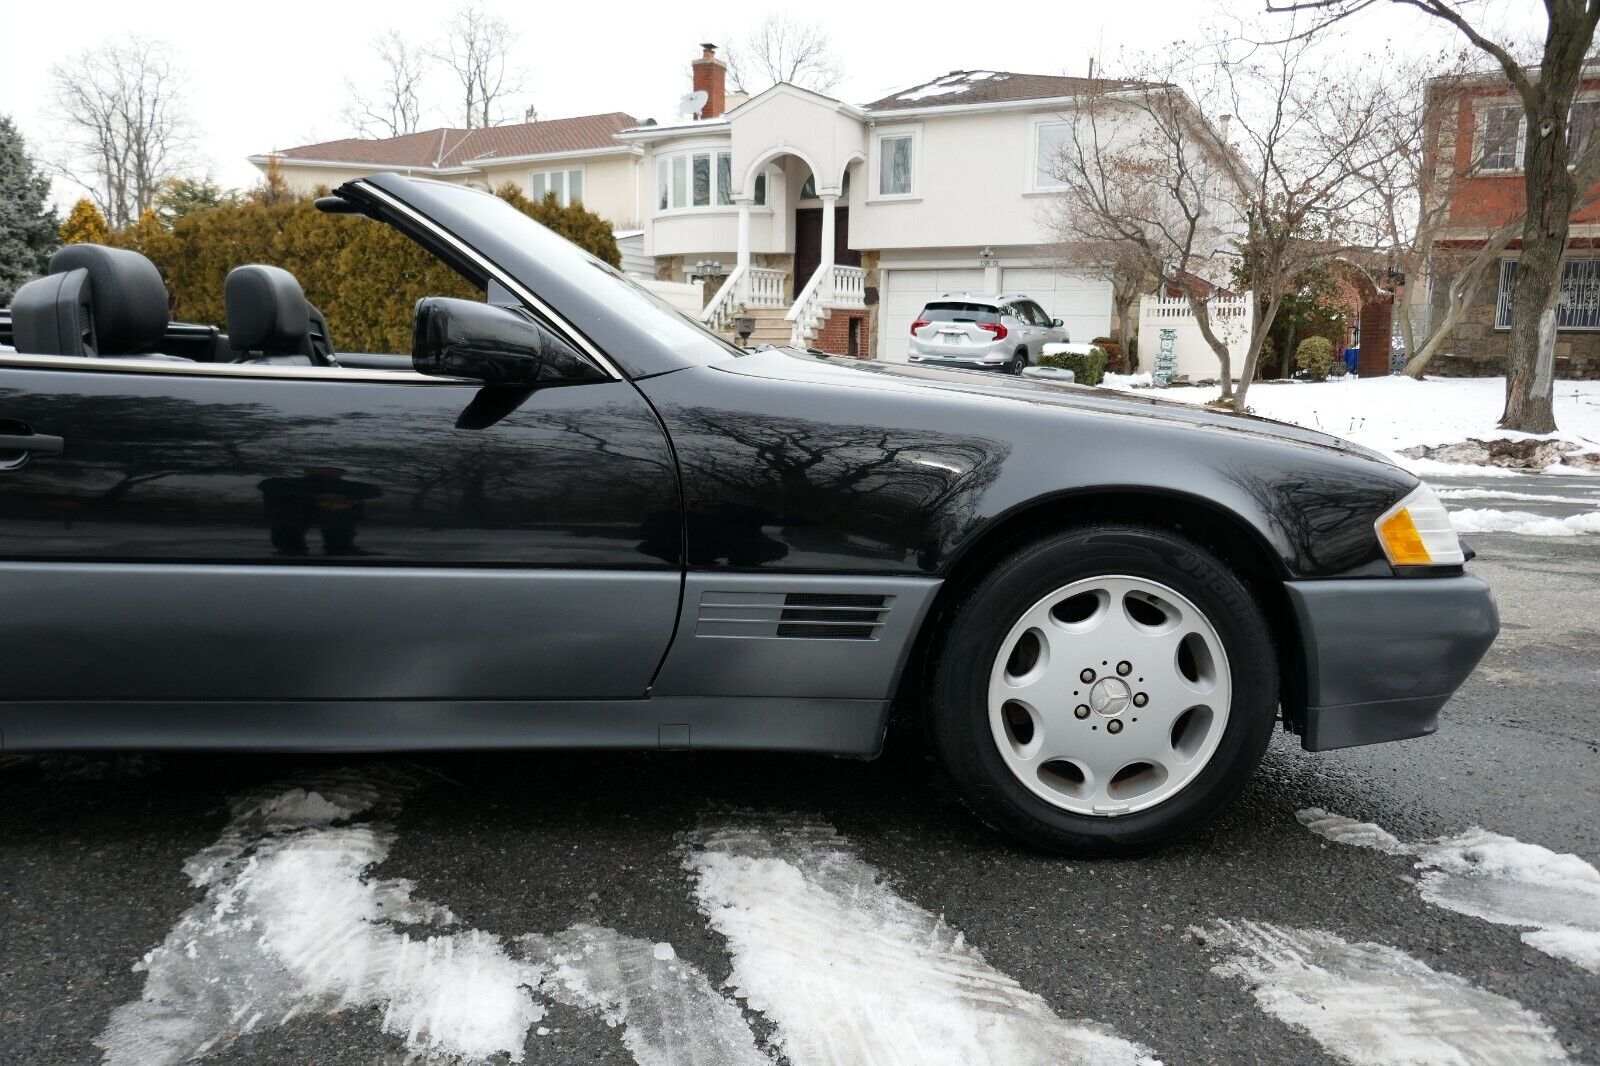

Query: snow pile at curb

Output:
[1098, 376, 1600, 475]
[1449, 508, 1600, 536]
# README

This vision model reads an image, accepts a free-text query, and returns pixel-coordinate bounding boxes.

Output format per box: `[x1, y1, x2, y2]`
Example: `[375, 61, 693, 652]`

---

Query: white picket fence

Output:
[1137, 294, 1253, 381]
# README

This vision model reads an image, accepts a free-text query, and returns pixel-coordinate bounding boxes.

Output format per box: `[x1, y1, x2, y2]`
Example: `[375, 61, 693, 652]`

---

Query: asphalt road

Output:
[1, 523, 1596, 1065]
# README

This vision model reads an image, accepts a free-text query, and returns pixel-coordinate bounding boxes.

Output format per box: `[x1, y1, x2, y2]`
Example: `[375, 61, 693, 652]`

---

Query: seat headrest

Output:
[10, 269, 95, 357]
[225, 265, 310, 353]
[48, 244, 168, 354]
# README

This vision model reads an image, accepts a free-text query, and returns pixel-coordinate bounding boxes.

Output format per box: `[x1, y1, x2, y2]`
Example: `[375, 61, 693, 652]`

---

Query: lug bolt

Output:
[1080, 668, 1096, 683]
[1116, 660, 1132, 676]
[1074, 704, 1090, 719]
[1133, 692, 1148, 708]
[1107, 719, 1123, 734]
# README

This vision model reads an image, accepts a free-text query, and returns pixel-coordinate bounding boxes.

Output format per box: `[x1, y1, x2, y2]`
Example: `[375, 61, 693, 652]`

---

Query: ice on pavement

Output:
[1436, 487, 1600, 505]
[99, 774, 545, 1065]
[1447, 508, 1600, 536]
[519, 924, 768, 1066]
[101, 772, 768, 1066]
[684, 815, 1161, 1066]
[1299, 809, 1600, 974]
[1198, 919, 1569, 1065]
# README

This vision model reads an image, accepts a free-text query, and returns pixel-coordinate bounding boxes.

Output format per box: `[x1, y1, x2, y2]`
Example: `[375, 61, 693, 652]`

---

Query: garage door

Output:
[999, 268, 1113, 347]
[878, 268, 987, 362]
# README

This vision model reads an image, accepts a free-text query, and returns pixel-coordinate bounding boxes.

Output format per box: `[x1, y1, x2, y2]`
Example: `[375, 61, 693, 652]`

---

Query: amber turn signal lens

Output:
[1378, 508, 1431, 565]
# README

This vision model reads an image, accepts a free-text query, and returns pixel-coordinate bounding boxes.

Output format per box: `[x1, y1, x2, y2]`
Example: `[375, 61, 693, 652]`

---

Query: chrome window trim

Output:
[0, 352, 460, 383]
[352, 181, 625, 381]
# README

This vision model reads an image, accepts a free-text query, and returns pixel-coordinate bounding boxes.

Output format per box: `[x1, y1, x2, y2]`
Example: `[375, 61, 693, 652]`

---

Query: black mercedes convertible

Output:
[0, 174, 1498, 854]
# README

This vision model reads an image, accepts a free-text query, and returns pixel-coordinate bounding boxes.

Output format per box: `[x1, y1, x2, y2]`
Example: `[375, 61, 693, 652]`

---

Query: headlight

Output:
[1375, 482, 1465, 567]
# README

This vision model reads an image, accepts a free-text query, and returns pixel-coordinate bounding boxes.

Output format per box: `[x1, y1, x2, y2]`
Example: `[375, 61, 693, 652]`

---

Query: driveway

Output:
[1, 532, 1596, 1066]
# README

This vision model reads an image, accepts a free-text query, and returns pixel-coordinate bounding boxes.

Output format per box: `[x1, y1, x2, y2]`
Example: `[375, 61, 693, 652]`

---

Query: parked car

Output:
[907, 295, 1067, 374]
[0, 174, 1498, 855]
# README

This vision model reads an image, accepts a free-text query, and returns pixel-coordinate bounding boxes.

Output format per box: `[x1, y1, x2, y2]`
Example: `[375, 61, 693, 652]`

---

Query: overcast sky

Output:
[0, 0, 1539, 208]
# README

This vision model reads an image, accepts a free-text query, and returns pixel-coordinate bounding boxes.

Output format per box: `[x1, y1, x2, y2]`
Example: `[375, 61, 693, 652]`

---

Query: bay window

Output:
[655, 149, 754, 211]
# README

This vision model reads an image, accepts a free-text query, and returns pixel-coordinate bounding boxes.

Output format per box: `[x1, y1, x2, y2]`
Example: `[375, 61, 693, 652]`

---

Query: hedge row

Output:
[93, 184, 618, 355]
[1039, 346, 1109, 386]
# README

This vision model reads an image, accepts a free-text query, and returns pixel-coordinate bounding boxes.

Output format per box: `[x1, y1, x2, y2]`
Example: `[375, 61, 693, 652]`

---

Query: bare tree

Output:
[436, 2, 526, 129]
[724, 15, 842, 94]
[1046, 71, 1242, 397]
[50, 39, 193, 228]
[1271, 0, 1600, 433]
[1221, 32, 1398, 411]
[345, 31, 429, 138]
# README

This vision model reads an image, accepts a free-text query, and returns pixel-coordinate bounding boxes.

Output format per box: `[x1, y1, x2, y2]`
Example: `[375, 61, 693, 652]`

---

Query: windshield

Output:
[396, 180, 743, 365]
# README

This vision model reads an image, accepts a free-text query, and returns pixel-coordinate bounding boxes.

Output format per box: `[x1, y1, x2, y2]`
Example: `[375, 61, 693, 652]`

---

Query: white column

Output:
[819, 193, 838, 300]
[983, 259, 1001, 295]
[735, 197, 752, 303]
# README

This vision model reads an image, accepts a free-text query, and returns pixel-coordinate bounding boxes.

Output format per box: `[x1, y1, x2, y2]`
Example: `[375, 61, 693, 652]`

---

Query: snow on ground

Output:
[1299, 810, 1600, 975]
[1448, 508, 1600, 536]
[518, 925, 768, 1066]
[1197, 919, 1570, 1065]
[1099, 374, 1600, 475]
[102, 772, 765, 1066]
[684, 816, 1159, 1066]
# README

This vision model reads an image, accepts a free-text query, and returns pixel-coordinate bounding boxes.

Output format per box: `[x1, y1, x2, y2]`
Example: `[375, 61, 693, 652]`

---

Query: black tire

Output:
[928, 523, 1277, 855]
[1007, 349, 1028, 375]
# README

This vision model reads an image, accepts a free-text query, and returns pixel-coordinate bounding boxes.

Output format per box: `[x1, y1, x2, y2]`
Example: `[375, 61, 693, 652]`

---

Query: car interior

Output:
[0, 244, 345, 369]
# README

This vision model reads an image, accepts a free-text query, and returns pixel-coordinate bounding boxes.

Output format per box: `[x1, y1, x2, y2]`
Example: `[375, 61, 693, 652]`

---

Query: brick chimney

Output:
[692, 43, 727, 119]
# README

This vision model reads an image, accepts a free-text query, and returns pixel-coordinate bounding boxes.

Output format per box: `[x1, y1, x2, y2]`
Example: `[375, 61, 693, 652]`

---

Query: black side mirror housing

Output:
[412, 297, 607, 387]
[1051, 318, 1064, 328]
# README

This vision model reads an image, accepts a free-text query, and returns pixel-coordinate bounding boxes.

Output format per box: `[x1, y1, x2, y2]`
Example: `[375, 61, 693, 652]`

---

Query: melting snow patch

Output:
[684, 816, 1160, 1066]
[1446, 508, 1600, 536]
[98, 770, 544, 1065]
[1299, 809, 1600, 974]
[519, 924, 768, 1066]
[1437, 488, 1600, 505]
[1197, 920, 1569, 1065]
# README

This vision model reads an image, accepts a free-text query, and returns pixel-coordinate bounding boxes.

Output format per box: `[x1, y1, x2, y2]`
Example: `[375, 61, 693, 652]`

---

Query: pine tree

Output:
[59, 198, 111, 245]
[0, 115, 58, 305]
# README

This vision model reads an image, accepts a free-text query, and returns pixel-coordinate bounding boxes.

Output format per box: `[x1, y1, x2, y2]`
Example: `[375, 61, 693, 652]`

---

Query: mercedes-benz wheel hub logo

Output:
[1089, 676, 1132, 717]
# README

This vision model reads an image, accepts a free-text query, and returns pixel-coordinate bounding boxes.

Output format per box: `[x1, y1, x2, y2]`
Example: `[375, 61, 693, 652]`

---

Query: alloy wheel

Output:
[987, 574, 1232, 817]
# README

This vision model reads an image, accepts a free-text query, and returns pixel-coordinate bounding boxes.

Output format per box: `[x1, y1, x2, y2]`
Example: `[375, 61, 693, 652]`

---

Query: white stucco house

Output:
[254, 46, 1229, 361]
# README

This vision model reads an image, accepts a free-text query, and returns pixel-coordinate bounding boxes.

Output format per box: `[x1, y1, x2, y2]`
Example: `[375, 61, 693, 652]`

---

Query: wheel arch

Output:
[892, 487, 1307, 739]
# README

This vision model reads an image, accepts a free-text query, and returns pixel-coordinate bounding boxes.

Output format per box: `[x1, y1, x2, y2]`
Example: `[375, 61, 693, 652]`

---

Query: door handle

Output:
[0, 433, 64, 454]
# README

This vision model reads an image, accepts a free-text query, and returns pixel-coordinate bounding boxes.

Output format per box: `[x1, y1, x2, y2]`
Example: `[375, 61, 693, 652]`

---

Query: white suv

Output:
[907, 294, 1068, 374]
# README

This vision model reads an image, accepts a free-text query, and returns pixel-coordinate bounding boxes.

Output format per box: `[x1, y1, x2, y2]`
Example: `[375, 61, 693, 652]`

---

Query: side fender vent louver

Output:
[697, 591, 891, 640]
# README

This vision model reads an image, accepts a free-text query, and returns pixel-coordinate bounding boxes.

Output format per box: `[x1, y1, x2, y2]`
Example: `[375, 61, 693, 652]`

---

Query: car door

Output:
[0, 355, 682, 712]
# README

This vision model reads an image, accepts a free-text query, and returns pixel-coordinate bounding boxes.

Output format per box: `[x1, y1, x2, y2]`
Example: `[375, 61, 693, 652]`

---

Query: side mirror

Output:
[1051, 318, 1063, 328]
[412, 297, 607, 386]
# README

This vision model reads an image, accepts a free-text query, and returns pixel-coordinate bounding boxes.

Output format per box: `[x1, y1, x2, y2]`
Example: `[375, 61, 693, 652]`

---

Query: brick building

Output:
[1416, 67, 1600, 378]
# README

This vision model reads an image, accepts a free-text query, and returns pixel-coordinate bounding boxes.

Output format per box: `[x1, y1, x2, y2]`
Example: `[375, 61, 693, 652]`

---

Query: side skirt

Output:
[0, 696, 891, 756]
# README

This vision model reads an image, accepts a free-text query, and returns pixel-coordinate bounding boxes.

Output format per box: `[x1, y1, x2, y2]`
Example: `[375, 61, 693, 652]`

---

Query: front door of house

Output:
[794, 207, 859, 294]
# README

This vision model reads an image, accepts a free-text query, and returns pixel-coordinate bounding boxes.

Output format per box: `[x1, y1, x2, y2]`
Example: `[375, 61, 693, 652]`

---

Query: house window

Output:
[1569, 99, 1600, 161]
[530, 168, 583, 206]
[655, 149, 739, 211]
[753, 172, 766, 206]
[1480, 104, 1525, 171]
[798, 170, 850, 200]
[1034, 120, 1071, 188]
[878, 133, 915, 197]
[1495, 258, 1600, 330]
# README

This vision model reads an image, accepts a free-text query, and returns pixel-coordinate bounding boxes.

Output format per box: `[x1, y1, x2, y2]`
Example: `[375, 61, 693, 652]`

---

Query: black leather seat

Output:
[224, 265, 336, 366]
[10, 244, 173, 358]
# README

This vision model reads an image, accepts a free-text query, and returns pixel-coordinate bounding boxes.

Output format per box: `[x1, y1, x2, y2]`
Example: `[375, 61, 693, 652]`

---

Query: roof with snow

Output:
[267, 112, 639, 169]
[864, 71, 1145, 112]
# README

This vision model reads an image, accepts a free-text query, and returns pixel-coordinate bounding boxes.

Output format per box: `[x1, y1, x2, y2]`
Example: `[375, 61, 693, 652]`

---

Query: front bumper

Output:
[1285, 574, 1499, 751]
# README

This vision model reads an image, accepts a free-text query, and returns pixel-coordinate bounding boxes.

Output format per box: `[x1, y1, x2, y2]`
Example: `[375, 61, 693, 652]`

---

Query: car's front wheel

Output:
[928, 524, 1277, 855]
